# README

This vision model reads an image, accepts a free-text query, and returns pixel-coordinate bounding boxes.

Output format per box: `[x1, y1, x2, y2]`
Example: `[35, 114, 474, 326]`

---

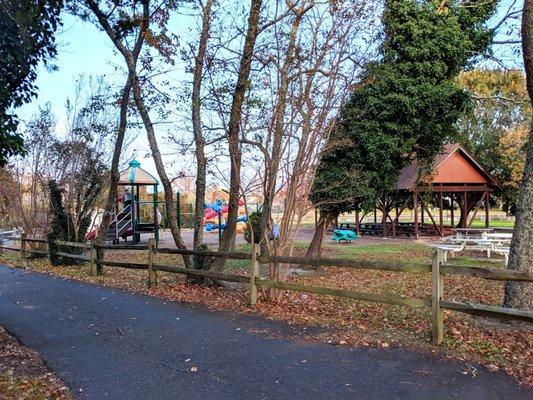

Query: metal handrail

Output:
[109, 206, 132, 242]
[115, 210, 132, 237]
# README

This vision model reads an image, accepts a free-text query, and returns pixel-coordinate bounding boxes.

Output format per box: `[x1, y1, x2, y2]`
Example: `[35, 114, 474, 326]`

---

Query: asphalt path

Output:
[0, 265, 529, 399]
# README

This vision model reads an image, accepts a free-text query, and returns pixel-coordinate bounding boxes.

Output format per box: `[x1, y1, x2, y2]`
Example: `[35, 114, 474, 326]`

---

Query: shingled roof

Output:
[396, 143, 499, 191]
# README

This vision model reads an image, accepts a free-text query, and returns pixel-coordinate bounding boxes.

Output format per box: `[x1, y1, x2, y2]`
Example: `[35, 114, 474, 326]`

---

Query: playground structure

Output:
[86, 159, 160, 245]
[204, 189, 248, 237]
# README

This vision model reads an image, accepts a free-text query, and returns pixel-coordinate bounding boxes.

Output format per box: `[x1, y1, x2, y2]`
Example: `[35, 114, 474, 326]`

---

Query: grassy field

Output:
[0, 240, 530, 385]
[470, 219, 515, 228]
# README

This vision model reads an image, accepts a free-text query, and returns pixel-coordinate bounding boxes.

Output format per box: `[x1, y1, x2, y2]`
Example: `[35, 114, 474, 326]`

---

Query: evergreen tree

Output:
[0, 0, 63, 165]
[47, 179, 69, 266]
[310, 0, 497, 221]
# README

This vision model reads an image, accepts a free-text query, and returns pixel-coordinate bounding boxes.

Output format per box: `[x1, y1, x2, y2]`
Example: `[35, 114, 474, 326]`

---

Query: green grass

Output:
[469, 219, 514, 228]
[224, 240, 505, 270]
[324, 242, 428, 255]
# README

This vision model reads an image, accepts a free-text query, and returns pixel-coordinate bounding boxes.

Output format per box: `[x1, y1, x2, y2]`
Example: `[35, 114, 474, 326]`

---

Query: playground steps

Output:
[107, 218, 131, 241]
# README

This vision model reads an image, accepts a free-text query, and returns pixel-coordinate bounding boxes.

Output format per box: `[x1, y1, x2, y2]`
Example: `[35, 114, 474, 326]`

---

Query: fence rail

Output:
[0, 235, 531, 345]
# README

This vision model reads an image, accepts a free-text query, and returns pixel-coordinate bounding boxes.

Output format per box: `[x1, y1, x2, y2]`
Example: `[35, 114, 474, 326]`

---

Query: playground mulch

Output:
[0, 242, 531, 387]
[0, 325, 72, 400]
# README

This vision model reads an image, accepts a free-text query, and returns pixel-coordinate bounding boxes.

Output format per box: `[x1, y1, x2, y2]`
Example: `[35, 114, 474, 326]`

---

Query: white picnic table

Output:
[435, 231, 513, 264]
[454, 228, 493, 235]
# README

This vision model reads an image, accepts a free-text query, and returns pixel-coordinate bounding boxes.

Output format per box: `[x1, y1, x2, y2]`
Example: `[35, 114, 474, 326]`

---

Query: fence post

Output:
[95, 245, 104, 276]
[431, 249, 443, 345]
[20, 233, 27, 267]
[249, 243, 259, 307]
[89, 241, 98, 277]
[148, 238, 157, 288]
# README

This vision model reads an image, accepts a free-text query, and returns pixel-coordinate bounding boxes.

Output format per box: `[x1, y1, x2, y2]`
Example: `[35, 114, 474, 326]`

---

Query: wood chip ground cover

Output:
[0, 241, 531, 386]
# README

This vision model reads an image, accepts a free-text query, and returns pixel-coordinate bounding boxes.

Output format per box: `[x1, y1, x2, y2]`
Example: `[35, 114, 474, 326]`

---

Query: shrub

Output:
[243, 211, 261, 244]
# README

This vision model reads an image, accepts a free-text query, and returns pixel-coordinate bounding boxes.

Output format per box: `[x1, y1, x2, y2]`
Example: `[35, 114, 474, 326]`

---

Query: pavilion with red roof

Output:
[353, 143, 501, 238]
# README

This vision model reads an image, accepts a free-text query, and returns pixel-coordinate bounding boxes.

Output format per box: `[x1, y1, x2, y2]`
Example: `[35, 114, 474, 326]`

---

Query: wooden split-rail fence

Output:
[0, 234, 531, 345]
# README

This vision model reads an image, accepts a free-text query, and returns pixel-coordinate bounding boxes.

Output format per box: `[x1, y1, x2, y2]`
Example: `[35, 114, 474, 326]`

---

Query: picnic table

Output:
[337, 222, 383, 236]
[453, 228, 493, 237]
[442, 232, 511, 264]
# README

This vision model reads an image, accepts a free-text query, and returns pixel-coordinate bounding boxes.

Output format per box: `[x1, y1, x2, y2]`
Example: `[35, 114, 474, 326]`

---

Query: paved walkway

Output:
[0, 265, 529, 399]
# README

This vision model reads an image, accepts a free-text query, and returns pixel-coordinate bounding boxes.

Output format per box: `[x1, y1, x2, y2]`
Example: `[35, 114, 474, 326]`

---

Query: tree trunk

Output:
[503, 0, 533, 310]
[129, 75, 190, 265]
[211, 0, 263, 271]
[380, 198, 388, 237]
[259, 9, 305, 255]
[192, 0, 213, 254]
[455, 192, 479, 229]
[86, 0, 190, 266]
[305, 212, 335, 259]
[97, 78, 131, 242]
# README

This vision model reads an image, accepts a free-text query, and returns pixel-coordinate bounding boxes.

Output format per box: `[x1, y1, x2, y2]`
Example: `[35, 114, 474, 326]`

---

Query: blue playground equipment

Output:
[332, 228, 357, 243]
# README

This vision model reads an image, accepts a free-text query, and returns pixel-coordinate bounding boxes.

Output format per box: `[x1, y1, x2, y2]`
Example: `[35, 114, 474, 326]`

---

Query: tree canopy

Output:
[310, 0, 497, 216]
[457, 69, 530, 214]
[0, 0, 62, 166]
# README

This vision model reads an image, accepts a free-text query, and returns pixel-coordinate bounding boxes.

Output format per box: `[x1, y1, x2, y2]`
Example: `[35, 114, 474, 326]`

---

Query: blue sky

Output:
[19, 1, 524, 179]
[19, 12, 191, 177]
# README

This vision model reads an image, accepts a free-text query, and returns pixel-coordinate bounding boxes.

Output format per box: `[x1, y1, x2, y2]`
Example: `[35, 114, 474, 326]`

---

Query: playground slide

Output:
[85, 228, 98, 241]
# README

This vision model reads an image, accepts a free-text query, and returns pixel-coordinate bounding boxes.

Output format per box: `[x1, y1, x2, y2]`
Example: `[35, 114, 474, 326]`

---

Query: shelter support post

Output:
[392, 204, 400, 234]
[450, 193, 454, 227]
[438, 192, 444, 237]
[421, 199, 425, 225]
[414, 192, 419, 239]
[461, 192, 468, 229]
[484, 191, 490, 229]
[422, 202, 440, 236]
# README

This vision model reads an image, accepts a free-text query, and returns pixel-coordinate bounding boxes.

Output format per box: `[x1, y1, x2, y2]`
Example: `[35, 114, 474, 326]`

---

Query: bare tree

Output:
[191, 0, 214, 251]
[97, 78, 132, 241]
[84, 0, 190, 265]
[0, 76, 119, 240]
[257, 2, 312, 255]
[209, 0, 263, 271]
[0, 106, 56, 236]
[238, 1, 377, 299]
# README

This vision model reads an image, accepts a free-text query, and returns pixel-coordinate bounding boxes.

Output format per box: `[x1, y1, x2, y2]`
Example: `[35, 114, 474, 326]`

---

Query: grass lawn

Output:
[0, 240, 530, 386]
[471, 219, 515, 228]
